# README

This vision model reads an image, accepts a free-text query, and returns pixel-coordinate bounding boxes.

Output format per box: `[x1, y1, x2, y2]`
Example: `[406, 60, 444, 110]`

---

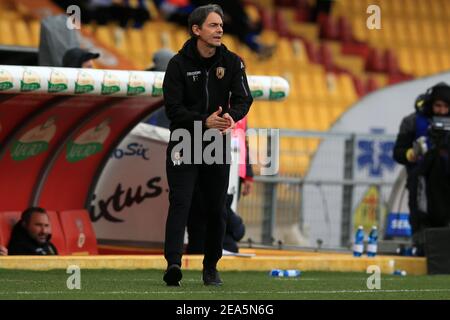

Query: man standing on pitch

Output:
[162, 4, 253, 286]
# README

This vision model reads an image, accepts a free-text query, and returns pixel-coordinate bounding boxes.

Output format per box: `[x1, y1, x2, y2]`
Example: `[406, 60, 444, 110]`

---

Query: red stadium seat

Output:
[58, 210, 98, 255]
[319, 16, 339, 40]
[337, 16, 353, 43]
[0, 211, 21, 247]
[46, 211, 68, 255]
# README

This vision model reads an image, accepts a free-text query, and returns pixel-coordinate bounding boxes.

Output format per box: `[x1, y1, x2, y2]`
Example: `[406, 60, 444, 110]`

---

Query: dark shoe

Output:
[163, 264, 182, 286]
[202, 267, 223, 286]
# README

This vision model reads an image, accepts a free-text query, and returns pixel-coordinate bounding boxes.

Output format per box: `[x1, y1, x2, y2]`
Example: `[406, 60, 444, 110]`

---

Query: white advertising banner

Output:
[0, 65, 290, 100]
[91, 124, 170, 244]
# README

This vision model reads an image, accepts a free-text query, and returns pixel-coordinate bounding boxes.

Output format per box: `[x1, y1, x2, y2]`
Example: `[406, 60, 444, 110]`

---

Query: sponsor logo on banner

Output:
[385, 213, 411, 237]
[356, 129, 396, 177]
[66, 119, 111, 162]
[10, 117, 57, 161]
[269, 77, 286, 100]
[90, 177, 163, 222]
[353, 185, 386, 233]
[127, 73, 146, 96]
[75, 71, 95, 94]
[248, 77, 264, 98]
[20, 69, 41, 92]
[111, 142, 149, 160]
[152, 73, 164, 96]
[0, 69, 14, 91]
[101, 72, 121, 95]
[48, 70, 68, 93]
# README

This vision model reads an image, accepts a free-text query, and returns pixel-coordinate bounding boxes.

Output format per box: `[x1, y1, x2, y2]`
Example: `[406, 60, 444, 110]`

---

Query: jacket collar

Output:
[179, 37, 226, 65]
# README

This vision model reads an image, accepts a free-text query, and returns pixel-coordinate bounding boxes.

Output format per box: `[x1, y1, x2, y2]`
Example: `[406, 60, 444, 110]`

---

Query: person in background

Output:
[145, 48, 176, 128]
[393, 83, 450, 254]
[62, 48, 100, 68]
[8, 207, 58, 255]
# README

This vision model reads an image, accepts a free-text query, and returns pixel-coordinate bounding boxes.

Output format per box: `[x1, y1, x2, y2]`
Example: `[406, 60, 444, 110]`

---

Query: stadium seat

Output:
[29, 19, 41, 47]
[46, 211, 68, 255]
[0, 20, 15, 46]
[0, 228, 4, 248]
[13, 20, 32, 47]
[0, 211, 21, 247]
[58, 209, 98, 255]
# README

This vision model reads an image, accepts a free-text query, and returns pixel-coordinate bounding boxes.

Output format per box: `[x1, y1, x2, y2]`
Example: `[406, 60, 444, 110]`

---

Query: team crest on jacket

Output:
[216, 67, 225, 79]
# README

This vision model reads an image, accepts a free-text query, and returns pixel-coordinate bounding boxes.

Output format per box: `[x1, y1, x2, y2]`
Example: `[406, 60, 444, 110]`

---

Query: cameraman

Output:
[393, 83, 450, 253]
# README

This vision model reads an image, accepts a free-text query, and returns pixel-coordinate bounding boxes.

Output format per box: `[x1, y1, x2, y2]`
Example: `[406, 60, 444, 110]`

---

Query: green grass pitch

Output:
[1, 269, 450, 300]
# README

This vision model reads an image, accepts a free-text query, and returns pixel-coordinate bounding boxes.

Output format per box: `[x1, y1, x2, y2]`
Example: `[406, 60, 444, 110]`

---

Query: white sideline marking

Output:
[1, 289, 450, 295]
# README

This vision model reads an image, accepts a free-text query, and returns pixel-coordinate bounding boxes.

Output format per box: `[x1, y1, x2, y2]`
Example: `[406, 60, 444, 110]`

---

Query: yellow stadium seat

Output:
[29, 20, 40, 47]
[291, 39, 308, 64]
[408, 21, 420, 45]
[416, 0, 428, 18]
[434, 22, 446, 48]
[95, 25, 115, 48]
[426, 50, 442, 74]
[13, 20, 31, 47]
[303, 104, 318, 130]
[310, 71, 328, 100]
[411, 51, 428, 76]
[143, 30, 160, 64]
[393, 20, 407, 45]
[397, 47, 414, 75]
[277, 38, 294, 63]
[351, 17, 367, 42]
[337, 74, 357, 103]
[221, 35, 237, 53]
[441, 54, 450, 70]
[0, 20, 14, 45]
[127, 28, 145, 55]
[421, 22, 434, 47]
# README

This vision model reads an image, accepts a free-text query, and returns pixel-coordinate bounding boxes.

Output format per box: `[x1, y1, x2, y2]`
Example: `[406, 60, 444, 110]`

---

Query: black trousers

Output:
[164, 151, 230, 269]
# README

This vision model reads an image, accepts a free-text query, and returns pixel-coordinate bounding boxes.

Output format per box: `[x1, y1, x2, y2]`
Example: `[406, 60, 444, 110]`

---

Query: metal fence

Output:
[237, 129, 400, 250]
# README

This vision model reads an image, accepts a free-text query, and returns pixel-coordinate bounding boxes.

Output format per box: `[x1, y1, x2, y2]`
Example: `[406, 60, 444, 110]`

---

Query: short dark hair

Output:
[21, 207, 47, 225]
[188, 4, 224, 37]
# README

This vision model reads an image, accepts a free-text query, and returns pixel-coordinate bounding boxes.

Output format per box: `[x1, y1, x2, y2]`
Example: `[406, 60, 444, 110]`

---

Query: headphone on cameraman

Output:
[415, 82, 450, 115]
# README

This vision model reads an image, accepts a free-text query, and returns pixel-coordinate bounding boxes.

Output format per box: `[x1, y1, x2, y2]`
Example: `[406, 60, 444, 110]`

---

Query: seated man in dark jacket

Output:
[8, 207, 58, 255]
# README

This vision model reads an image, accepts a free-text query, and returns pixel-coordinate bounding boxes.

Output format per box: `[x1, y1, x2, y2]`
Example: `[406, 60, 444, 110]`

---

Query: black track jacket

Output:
[163, 37, 253, 132]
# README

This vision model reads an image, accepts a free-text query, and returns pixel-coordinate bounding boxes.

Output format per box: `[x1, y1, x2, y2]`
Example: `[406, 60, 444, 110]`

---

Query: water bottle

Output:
[353, 225, 365, 257]
[367, 226, 378, 257]
[283, 270, 301, 277]
[393, 269, 407, 276]
[270, 269, 283, 277]
[270, 269, 301, 277]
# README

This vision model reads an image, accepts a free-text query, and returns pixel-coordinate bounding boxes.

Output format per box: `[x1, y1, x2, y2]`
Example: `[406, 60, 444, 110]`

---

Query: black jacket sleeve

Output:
[228, 55, 253, 122]
[163, 59, 208, 129]
[393, 113, 416, 165]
